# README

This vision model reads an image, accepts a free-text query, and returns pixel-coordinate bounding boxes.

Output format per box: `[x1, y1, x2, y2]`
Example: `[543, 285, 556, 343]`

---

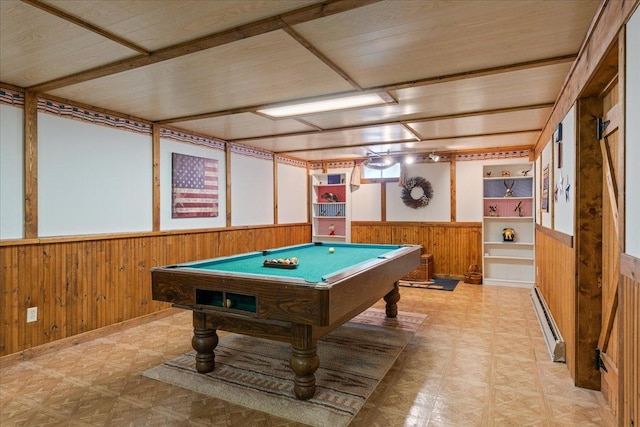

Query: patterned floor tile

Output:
[0, 284, 616, 426]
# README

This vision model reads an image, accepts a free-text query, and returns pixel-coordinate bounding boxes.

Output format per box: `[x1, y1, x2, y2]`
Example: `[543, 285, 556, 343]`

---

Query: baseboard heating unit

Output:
[531, 286, 566, 362]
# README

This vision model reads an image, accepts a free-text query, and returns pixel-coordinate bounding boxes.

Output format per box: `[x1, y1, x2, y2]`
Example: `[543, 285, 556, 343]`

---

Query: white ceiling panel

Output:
[241, 124, 417, 153]
[172, 113, 315, 141]
[278, 131, 540, 162]
[1, 0, 602, 162]
[44, 0, 318, 51]
[408, 108, 553, 140]
[292, 0, 599, 88]
[299, 63, 570, 130]
[0, 1, 136, 87]
[47, 30, 354, 121]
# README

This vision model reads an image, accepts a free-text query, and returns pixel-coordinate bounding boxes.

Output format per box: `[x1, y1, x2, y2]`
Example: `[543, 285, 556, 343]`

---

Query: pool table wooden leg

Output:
[192, 312, 218, 374]
[383, 282, 401, 318]
[290, 323, 319, 400]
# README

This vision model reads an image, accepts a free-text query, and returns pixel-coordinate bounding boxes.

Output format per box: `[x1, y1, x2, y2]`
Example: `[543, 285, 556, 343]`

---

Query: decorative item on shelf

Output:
[401, 176, 433, 209]
[502, 170, 511, 177]
[514, 201, 523, 217]
[328, 223, 335, 235]
[522, 169, 531, 176]
[486, 171, 492, 177]
[489, 205, 498, 217]
[502, 227, 516, 242]
[320, 207, 326, 216]
[321, 192, 339, 202]
[503, 180, 514, 197]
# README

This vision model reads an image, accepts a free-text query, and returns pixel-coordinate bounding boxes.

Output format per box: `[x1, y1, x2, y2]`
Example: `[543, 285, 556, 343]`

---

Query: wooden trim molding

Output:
[0, 223, 310, 248]
[152, 125, 161, 231]
[353, 220, 481, 228]
[621, 253, 640, 280]
[534, 0, 639, 155]
[450, 157, 456, 221]
[225, 145, 232, 227]
[23, 91, 38, 239]
[535, 223, 574, 248]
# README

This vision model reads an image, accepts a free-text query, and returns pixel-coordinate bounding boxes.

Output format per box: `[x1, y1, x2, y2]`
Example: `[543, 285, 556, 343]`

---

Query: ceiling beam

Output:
[21, 0, 149, 55]
[282, 26, 362, 90]
[156, 55, 570, 125]
[229, 103, 552, 143]
[370, 54, 577, 93]
[275, 129, 541, 154]
[26, 0, 383, 93]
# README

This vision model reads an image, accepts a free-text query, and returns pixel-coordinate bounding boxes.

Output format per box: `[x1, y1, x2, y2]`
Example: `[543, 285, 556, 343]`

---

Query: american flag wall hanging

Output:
[171, 153, 219, 218]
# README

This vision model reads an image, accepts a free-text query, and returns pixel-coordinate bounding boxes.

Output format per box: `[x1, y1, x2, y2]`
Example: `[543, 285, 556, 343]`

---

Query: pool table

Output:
[151, 242, 421, 400]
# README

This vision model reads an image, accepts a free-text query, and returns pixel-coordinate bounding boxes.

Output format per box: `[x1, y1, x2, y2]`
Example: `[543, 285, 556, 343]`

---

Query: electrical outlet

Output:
[27, 307, 37, 323]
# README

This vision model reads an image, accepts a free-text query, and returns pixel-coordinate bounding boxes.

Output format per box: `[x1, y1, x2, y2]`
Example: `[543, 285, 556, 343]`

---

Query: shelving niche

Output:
[482, 163, 535, 288]
[311, 173, 350, 242]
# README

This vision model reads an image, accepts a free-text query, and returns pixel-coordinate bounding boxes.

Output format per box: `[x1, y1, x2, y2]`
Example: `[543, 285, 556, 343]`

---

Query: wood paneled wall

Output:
[0, 224, 310, 357]
[534, 228, 576, 378]
[620, 254, 640, 426]
[621, 275, 639, 426]
[352, 221, 482, 278]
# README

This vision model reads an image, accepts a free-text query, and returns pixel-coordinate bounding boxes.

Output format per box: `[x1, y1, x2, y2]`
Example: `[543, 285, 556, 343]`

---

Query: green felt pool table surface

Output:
[184, 242, 404, 284]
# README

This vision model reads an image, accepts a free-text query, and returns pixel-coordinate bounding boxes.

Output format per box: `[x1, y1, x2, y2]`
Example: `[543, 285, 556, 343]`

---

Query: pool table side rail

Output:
[325, 245, 421, 327]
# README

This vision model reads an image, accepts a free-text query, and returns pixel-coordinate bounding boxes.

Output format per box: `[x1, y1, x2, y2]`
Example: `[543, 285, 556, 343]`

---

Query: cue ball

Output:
[329, 247, 335, 253]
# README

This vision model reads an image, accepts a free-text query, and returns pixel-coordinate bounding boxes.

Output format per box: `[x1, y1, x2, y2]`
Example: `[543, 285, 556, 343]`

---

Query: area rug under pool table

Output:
[142, 308, 426, 427]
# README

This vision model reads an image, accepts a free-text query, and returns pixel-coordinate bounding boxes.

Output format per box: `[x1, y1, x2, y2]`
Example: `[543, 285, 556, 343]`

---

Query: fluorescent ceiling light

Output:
[257, 93, 386, 118]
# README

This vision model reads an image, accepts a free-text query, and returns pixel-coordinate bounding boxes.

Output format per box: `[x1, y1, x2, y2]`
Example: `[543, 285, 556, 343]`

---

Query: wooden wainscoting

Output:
[535, 227, 576, 381]
[351, 221, 482, 278]
[620, 254, 640, 426]
[0, 224, 310, 357]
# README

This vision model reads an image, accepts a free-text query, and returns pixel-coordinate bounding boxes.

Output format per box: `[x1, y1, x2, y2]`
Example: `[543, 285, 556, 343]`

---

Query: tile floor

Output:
[0, 283, 615, 426]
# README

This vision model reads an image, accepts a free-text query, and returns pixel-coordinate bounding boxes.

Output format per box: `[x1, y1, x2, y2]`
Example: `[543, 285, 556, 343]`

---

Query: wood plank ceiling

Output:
[0, 0, 601, 162]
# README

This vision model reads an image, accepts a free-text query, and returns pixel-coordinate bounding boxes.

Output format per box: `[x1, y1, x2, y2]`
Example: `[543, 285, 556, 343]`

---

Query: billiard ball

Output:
[328, 247, 335, 253]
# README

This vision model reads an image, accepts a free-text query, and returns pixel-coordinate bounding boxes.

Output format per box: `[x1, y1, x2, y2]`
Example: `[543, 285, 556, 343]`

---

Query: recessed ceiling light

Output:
[257, 93, 387, 118]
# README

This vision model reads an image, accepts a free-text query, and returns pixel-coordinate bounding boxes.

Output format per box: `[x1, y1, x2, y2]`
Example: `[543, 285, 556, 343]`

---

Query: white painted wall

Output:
[553, 106, 576, 236]
[38, 114, 153, 237]
[387, 162, 450, 222]
[0, 104, 24, 239]
[277, 162, 307, 224]
[351, 181, 382, 221]
[160, 138, 226, 230]
[626, 9, 640, 257]
[231, 153, 274, 226]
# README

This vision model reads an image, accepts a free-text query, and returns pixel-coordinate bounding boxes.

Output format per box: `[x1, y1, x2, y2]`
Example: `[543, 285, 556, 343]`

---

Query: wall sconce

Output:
[429, 151, 440, 162]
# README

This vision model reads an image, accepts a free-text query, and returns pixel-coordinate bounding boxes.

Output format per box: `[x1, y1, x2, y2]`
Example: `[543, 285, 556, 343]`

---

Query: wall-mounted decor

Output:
[541, 165, 549, 212]
[555, 122, 563, 168]
[172, 153, 219, 218]
[401, 176, 433, 209]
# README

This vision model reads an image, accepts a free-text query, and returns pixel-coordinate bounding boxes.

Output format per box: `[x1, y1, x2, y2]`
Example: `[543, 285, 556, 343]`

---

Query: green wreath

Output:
[401, 177, 433, 209]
